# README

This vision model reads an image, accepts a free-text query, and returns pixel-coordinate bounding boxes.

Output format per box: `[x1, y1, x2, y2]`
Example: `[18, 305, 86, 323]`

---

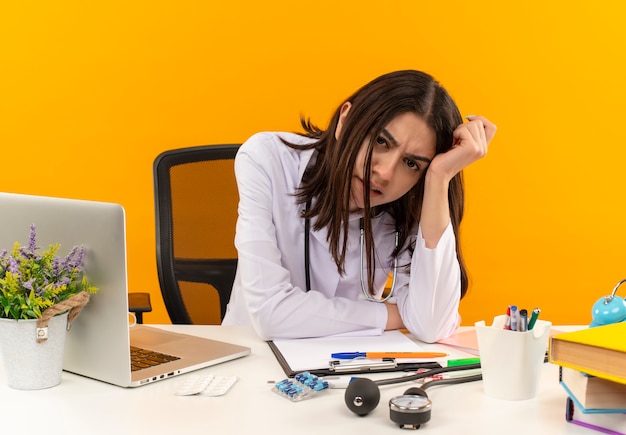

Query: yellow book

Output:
[549, 322, 626, 385]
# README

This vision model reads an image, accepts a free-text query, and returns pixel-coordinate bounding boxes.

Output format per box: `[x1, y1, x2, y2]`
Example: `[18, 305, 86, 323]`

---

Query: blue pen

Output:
[330, 351, 448, 359]
[331, 352, 369, 359]
[509, 305, 519, 331]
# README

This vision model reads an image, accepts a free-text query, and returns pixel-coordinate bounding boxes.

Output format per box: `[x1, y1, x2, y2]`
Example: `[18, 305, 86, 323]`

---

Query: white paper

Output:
[271, 330, 433, 372]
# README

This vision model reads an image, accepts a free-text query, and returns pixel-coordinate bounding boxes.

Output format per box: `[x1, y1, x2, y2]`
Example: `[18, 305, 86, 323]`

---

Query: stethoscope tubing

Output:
[359, 220, 398, 303]
[303, 205, 399, 302]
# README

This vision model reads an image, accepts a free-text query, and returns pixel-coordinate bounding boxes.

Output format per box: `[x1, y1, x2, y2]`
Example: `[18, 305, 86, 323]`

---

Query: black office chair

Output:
[128, 292, 152, 324]
[153, 144, 241, 324]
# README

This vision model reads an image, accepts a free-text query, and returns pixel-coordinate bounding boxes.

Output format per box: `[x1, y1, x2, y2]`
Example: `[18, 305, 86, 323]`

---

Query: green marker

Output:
[447, 357, 480, 367]
[528, 308, 541, 330]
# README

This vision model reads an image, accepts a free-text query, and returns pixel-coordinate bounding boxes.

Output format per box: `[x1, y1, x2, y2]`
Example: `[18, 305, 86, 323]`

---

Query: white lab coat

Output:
[221, 132, 461, 342]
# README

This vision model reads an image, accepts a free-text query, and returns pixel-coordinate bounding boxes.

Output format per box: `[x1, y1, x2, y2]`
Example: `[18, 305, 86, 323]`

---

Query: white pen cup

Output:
[475, 315, 552, 401]
[128, 312, 137, 328]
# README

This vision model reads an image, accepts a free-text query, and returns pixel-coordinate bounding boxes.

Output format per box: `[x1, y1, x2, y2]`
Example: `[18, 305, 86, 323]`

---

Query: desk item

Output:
[268, 330, 441, 377]
[329, 358, 398, 372]
[566, 396, 626, 435]
[504, 305, 512, 330]
[176, 374, 214, 395]
[519, 309, 528, 332]
[447, 357, 481, 367]
[528, 308, 541, 330]
[510, 305, 519, 331]
[330, 351, 448, 359]
[344, 365, 481, 427]
[559, 366, 626, 412]
[389, 387, 432, 430]
[273, 372, 330, 401]
[549, 322, 626, 385]
[590, 278, 626, 327]
[0, 193, 251, 388]
[475, 315, 552, 400]
[436, 329, 480, 355]
[504, 305, 537, 332]
[176, 374, 237, 396]
[344, 377, 381, 415]
[199, 375, 238, 396]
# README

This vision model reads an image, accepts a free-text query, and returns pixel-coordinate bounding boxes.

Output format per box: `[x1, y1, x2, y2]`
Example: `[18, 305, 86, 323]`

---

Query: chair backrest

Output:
[154, 144, 241, 324]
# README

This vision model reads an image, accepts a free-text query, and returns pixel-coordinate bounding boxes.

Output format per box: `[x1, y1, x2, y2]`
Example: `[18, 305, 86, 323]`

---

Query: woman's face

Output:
[336, 105, 437, 211]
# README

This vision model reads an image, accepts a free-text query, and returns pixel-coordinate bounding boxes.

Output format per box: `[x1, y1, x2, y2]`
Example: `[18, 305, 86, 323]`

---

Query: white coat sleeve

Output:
[394, 224, 461, 343]
[231, 137, 387, 340]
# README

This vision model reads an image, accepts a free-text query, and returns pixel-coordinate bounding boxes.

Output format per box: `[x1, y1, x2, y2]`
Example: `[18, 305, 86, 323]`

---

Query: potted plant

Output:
[0, 224, 99, 389]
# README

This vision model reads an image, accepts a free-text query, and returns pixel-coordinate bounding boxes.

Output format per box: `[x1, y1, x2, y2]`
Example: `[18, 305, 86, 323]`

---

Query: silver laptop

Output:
[0, 192, 250, 387]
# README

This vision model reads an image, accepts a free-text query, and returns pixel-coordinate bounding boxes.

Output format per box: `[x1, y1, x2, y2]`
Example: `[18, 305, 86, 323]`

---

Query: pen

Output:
[528, 308, 541, 330]
[518, 309, 528, 332]
[509, 305, 519, 332]
[503, 305, 511, 330]
[330, 351, 448, 359]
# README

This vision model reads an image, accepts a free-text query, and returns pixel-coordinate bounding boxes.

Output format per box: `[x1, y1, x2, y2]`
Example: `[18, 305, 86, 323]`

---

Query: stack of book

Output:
[549, 322, 626, 434]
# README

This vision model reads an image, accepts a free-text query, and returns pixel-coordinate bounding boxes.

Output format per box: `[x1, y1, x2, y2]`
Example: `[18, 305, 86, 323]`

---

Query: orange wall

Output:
[2, 1, 625, 326]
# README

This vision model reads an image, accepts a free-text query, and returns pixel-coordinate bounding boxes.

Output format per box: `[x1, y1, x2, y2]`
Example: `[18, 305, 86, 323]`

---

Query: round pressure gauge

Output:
[388, 388, 432, 430]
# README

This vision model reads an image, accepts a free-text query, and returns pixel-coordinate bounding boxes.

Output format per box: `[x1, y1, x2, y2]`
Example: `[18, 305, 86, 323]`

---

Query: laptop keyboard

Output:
[130, 346, 181, 372]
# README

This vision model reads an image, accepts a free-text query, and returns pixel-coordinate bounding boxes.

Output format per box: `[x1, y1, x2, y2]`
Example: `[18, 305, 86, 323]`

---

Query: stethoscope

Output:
[303, 199, 399, 302]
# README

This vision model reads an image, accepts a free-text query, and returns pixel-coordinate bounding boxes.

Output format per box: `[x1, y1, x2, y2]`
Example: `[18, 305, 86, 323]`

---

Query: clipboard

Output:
[267, 331, 442, 377]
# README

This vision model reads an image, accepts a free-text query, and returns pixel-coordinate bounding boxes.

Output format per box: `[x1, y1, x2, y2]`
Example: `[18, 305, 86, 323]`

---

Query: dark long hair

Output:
[285, 70, 468, 298]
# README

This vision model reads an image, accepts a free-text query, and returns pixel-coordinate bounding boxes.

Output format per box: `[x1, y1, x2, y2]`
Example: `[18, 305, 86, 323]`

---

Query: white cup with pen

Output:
[475, 307, 551, 401]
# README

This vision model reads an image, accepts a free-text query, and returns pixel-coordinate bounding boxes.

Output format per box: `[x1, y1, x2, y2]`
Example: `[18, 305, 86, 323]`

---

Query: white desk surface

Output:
[0, 325, 595, 434]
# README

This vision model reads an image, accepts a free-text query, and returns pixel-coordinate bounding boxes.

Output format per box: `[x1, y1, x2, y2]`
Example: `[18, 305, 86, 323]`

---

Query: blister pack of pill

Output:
[272, 372, 330, 402]
[175, 374, 238, 396]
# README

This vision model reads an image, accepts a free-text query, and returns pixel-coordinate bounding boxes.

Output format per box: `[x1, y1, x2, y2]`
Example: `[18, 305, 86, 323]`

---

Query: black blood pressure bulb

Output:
[344, 378, 380, 416]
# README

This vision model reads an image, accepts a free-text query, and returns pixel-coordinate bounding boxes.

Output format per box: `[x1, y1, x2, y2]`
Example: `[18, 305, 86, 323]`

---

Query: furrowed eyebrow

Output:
[381, 128, 432, 164]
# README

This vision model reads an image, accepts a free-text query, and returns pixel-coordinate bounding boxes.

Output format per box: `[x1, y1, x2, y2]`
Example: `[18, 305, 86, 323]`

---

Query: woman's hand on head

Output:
[427, 115, 497, 182]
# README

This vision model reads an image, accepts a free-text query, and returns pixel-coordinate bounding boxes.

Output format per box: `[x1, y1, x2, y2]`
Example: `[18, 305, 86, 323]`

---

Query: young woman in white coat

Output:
[222, 70, 497, 342]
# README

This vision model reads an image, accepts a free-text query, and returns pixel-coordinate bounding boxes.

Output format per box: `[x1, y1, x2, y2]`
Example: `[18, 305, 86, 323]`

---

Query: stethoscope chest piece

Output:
[388, 388, 432, 430]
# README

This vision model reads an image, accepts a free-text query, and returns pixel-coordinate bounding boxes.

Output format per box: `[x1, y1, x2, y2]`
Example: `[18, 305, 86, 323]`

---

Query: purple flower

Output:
[54, 277, 71, 288]
[61, 246, 86, 271]
[52, 257, 61, 276]
[23, 278, 35, 291]
[17, 224, 42, 261]
[0, 224, 98, 320]
[63, 246, 79, 269]
[8, 257, 20, 275]
[28, 224, 38, 253]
